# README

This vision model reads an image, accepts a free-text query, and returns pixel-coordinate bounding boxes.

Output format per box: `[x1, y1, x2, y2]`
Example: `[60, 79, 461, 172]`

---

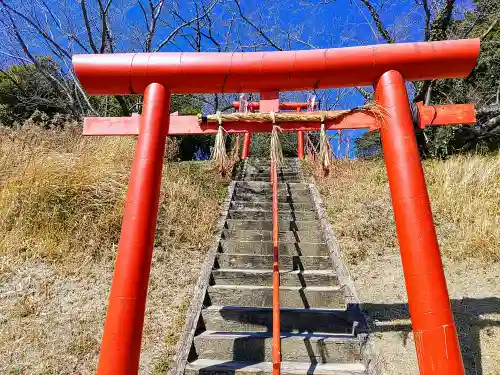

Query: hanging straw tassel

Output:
[230, 134, 241, 162]
[269, 112, 284, 167]
[211, 111, 230, 175]
[318, 112, 331, 176]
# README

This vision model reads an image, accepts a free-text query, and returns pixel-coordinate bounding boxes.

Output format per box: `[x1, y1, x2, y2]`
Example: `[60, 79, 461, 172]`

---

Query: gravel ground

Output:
[353, 255, 500, 375]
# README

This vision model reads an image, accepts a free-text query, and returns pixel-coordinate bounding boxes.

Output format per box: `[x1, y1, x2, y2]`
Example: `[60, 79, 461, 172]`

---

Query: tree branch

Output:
[355, 87, 372, 102]
[0, 1, 72, 60]
[80, 0, 99, 53]
[97, 0, 113, 53]
[420, 0, 431, 40]
[234, 0, 283, 51]
[482, 18, 499, 40]
[155, 0, 218, 52]
[428, 0, 455, 41]
[359, 0, 395, 44]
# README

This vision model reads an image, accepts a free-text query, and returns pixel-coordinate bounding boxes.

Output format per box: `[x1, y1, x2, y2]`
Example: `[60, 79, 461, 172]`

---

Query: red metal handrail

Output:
[271, 160, 281, 375]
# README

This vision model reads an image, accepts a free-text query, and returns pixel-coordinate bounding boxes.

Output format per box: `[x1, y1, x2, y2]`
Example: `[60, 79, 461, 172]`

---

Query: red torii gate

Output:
[73, 39, 480, 375]
[232, 99, 320, 159]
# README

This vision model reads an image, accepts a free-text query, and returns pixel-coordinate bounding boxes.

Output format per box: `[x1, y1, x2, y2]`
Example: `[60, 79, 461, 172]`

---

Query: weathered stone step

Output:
[216, 253, 331, 270]
[228, 210, 317, 221]
[242, 175, 302, 181]
[212, 269, 337, 286]
[193, 331, 361, 363]
[235, 181, 308, 189]
[246, 159, 297, 164]
[249, 162, 299, 166]
[243, 170, 300, 175]
[201, 306, 354, 334]
[233, 189, 311, 199]
[207, 285, 345, 309]
[230, 201, 314, 212]
[244, 169, 302, 175]
[244, 172, 302, 178]
[221, 229, 323, 243]
[185, 359, 366, 375]
[234, 184, 309, 192]
[241, 177, 302, 183]
[232, 193, 312, 203]
[219, 240, 328, 256]
[225, 220, 321, 231]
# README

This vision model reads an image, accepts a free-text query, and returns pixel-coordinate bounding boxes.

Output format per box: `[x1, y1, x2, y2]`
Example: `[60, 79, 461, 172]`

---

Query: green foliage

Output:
[418, 0, 500, 157]
[0, 57, 66, 126]
[168, 95, 214, 160]
[250, 132, 298, 158]
[355, 131, 381, 158]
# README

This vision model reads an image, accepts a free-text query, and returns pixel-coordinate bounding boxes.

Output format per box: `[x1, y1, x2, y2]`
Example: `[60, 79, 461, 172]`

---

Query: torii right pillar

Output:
[375, 70, 465, 375]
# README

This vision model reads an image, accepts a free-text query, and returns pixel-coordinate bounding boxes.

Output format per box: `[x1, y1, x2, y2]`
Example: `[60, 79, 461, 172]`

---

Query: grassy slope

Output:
[0, 125, 229, 375]
[307, 155, 500, 375]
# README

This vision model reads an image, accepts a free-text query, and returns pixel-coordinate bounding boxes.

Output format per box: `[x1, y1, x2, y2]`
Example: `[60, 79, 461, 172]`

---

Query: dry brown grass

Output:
[0, 124, 229, 375]
[306, 153, 500, 375]
[306, 153, 500, 263]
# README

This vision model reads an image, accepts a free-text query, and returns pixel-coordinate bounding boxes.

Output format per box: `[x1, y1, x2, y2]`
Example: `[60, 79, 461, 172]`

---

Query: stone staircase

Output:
[180, 158, 369, 375]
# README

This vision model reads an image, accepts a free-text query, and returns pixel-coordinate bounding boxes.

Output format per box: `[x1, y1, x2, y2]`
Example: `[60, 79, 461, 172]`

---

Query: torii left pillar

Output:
[97, 83, 171, 375]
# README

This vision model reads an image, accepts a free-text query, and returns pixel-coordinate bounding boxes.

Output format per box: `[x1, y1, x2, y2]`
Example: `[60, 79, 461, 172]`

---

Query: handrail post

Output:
[374, 70, 465, 375]
[97, 83, 171, 375]
[271, 160, 281, 375]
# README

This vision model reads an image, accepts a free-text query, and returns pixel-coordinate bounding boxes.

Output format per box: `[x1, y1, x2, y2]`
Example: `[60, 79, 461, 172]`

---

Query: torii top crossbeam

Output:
[73, 39, 479, 95]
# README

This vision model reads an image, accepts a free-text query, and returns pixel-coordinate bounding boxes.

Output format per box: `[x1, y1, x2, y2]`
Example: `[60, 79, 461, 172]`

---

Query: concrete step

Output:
[207, 285, 345, 309]
[201, 306, 354, 334]
[244, 168, 299, 172]
[225, 220, 321, 232]
[244, 172, 302, 178]
[233, 189, 311, 199]
[245, 160, 298, 165]
[228, 210, 317, 221]
[221, 230, 323, 243]
[230, 201, 315, 212]
[244, 169, 302, 176]
[216, 253, 331, 270]
[219, 240, 328, 256]
[235, 181, 308, 190]
[232, 193, 312, 203]
[241, 177, 302, 183]
[185, 359, 366, 375]
[234, 183, 310, 191]
[193, 331, 361, 363]
[245, 159, 297, 164]
[212, 269, 338, 287]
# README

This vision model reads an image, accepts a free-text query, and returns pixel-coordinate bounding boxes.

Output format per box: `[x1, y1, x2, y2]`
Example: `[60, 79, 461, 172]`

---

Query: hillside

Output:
[0, 125, 230, 374]
[1, 124, 499, 374]
[306, 155, 500, 375]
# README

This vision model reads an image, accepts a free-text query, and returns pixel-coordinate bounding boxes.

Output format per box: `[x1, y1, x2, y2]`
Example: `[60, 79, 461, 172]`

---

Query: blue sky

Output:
[1, 0, 476, 157]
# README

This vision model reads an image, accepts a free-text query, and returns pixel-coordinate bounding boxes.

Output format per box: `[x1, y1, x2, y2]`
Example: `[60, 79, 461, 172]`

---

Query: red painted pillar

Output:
[97, 83, 171, 375]
[297, 131, 304, 159]
[242, 132, 251, 159]
[374, 71, 464, 375]
[297, 107, 304, 160]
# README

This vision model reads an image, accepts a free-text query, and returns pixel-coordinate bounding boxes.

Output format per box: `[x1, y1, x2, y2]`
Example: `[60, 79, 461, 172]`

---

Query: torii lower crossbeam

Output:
[83, 103, 476, 136]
